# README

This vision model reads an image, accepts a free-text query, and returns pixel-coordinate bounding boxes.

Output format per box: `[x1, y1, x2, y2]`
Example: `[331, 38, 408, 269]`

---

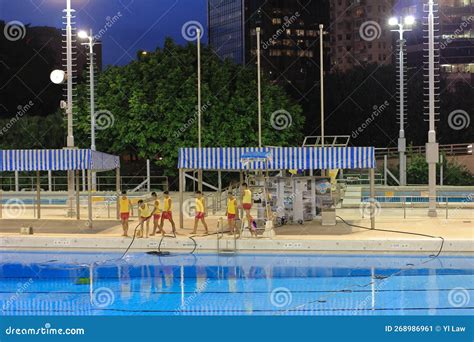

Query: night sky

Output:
[0, 0, 208, 66]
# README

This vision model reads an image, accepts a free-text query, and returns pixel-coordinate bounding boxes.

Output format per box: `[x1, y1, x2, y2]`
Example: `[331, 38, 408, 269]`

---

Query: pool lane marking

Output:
[0, 287, 473, 295]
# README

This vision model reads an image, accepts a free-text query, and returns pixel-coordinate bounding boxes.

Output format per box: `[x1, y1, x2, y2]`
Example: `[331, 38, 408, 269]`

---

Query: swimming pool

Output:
[0, 251, 472, 316]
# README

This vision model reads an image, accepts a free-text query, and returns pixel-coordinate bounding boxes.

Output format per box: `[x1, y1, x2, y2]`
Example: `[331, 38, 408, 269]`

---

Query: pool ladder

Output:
[217, 217, 237, 255]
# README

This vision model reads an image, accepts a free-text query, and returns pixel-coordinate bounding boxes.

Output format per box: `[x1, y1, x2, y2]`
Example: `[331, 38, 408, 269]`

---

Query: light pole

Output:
[196, 27, 203, 192]
[426, 0, 439, 217]
[78, 29, 98, 190]
[319, 24, 325, 149]
[256, 9, 262, 148]
[389, 15, 415, 187]
[65, 0, 75, 217]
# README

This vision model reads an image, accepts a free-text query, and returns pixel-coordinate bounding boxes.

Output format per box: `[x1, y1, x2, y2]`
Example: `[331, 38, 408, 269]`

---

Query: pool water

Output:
[0, 251, 472, 316]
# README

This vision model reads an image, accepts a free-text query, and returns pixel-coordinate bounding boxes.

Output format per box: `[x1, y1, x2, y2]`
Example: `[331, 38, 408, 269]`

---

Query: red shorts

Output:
[243, 203, 252, 210]
[195, 212, 205, 219]
[162, 211, 172, 220]
[227, 213, 236, 220]
[120, 212, 130, 221]
[153, 214, 161, 221]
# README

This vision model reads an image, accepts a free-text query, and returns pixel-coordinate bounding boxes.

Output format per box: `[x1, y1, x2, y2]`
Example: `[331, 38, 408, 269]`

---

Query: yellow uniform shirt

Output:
[119, 197, 130, 213]
[153, 199, 161, 214]
[196, 197, 205, 213]
[164, 198, 172, 211]
[227, 198, 237, 214]
[139, 203, 151, 218]
[243, 189, 252, 204]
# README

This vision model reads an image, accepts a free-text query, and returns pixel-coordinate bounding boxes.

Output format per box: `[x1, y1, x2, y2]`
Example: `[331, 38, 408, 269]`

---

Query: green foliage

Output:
[0, 111, 65, 149]
[406, 152, 474, 186]
[75, 38, 304, 175]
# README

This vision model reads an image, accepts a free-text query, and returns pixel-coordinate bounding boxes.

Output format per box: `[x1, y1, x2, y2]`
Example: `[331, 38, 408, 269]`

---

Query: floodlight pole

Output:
[257, 26, 262, 148]
[390, 20, 412, 187]
[197, 27, 203, 192]
[65, 0, 75, 217]
[319, 24, 325, 149]
[426, 0, 439, 217]
[87, 29, 97, 190]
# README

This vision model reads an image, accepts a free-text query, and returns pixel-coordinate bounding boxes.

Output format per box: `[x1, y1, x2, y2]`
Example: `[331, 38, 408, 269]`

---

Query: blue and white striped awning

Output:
[178, 147, 375, 170]
[0, 149, 120, 172]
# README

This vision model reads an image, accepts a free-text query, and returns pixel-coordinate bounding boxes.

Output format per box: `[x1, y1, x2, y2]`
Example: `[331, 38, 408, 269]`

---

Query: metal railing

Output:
[0, 175, 168, 192]
[375, 143, 472, 158]
[353, 195, 474, 219]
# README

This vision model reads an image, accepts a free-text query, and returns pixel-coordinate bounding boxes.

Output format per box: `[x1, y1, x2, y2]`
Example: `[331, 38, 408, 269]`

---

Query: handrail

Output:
[375, 143, 472, 157]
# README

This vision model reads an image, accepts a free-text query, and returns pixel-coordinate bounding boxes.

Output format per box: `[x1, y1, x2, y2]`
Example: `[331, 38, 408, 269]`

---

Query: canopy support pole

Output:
[87, 170, 93, 228]
[179, 168, 184, 229]
[75, 170, 80, 220]
[369, 168, 376, 229]
[116, 167, 120, 219]
[36, 170, 41, 219]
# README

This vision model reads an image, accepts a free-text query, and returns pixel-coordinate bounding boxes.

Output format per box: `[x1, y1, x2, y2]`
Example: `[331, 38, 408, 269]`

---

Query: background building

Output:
[329, 0, 395, 72]
[396, 0, 473, 86]
[208, 0, 330, 98]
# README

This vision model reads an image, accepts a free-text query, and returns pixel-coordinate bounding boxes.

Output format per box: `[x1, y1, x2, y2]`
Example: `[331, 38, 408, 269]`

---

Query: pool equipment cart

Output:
[178, 147, 377, 233]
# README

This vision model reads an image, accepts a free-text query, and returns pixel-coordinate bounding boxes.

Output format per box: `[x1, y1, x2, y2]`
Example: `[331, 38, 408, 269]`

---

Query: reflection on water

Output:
[0, 252, 472, 316]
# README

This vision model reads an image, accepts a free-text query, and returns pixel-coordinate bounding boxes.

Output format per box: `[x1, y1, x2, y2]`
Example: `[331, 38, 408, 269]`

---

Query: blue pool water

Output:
[0, 251, 472, 316]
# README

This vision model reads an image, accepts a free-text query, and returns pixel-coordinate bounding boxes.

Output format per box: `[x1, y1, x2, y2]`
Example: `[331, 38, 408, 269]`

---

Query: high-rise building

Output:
[396, 0, 473, 86]
[208, 0, 330, 97]
[329, 0, 395, 72]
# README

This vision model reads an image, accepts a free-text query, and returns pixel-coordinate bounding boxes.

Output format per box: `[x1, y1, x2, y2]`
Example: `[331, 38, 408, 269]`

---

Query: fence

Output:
[0, 175, 168, 192]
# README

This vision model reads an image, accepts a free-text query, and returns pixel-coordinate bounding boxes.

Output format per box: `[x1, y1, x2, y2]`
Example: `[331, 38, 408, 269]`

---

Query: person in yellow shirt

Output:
[192, 191, 209, 235]
[150, 192, 163, 236]
[119, 191, 133, 237]
[137, 199, 152, 238]
[226, 192, 238, 235]
[160, 191, 176, 235]
[241, 183, 257, 237]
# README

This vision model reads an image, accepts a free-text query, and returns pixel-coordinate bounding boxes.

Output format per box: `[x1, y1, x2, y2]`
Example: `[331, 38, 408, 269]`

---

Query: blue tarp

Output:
[178, 147, 375, 170]
[0, 149, 120, 172]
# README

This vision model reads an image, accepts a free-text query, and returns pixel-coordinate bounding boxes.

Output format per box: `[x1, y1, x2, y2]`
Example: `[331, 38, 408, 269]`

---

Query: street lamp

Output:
[78, 29, 98, 190]
[389, 15, 415, 186]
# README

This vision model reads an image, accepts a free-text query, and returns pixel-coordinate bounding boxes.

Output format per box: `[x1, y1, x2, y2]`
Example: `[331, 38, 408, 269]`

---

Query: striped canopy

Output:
[0, 149, 120, 172]
[178, 147, 375, 170]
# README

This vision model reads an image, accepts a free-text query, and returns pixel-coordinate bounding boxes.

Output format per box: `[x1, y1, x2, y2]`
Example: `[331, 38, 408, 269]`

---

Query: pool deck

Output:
[0, 208, 472, 254]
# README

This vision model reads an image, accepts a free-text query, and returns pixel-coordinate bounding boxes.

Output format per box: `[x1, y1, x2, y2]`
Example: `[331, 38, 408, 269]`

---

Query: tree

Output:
[74, 38, 304, 176]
